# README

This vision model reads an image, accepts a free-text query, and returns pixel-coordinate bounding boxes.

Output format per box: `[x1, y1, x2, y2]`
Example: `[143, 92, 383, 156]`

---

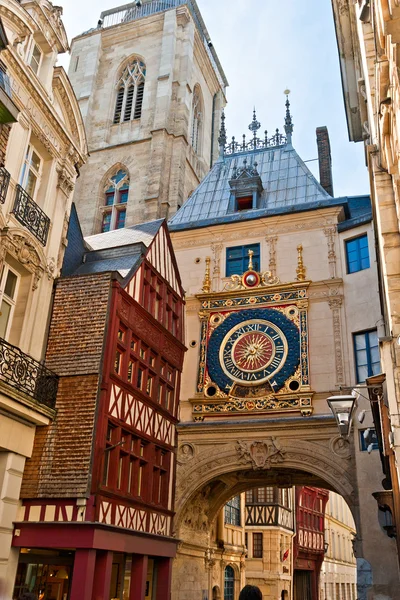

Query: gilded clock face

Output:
[220, 319, 287, 384]
[207, 308, 300, 394]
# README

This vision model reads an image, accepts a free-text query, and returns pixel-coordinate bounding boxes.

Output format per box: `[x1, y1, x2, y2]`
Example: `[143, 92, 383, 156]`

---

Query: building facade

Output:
[68, 0, 227, 236]
[0, 0, 87, 596]
[320, 492, 357, 600]
[331, 0, 400, 558]
[293, 487, 329, 600]
[169, 105, 400, 599]
[11, 216, 186, 600]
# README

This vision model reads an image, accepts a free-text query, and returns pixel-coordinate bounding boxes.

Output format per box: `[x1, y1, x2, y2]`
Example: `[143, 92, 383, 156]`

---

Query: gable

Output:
[145, 222, 184, 298]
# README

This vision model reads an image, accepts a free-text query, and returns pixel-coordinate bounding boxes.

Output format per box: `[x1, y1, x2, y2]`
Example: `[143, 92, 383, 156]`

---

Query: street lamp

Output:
[327, 395, 356, 438]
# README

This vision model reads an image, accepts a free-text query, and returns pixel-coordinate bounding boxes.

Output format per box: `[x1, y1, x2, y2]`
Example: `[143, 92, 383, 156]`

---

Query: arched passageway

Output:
[171, 416, 398, 600]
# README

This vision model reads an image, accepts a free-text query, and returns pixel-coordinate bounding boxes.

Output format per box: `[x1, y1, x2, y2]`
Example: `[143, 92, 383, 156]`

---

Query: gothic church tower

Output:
[68, 0, 227, 236]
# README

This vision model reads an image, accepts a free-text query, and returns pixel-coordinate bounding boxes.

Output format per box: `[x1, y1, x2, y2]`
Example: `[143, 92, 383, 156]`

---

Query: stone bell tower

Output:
[68, 0, 227, 236]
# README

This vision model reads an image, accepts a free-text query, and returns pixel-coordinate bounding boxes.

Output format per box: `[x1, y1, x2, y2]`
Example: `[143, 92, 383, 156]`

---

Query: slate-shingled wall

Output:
[21, 273, 112, 498]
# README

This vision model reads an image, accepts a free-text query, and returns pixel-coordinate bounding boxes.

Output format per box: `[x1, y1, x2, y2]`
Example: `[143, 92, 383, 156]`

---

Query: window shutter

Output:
[134, 82, 145, 119]
[113, 87, 125, 124]
[124, 85, 135, 121]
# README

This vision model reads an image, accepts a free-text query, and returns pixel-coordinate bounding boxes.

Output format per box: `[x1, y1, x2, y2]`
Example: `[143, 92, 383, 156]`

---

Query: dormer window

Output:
[236, 196, 253, 211]
[30, 43, 42, 75]
[228, 159, 263, 213]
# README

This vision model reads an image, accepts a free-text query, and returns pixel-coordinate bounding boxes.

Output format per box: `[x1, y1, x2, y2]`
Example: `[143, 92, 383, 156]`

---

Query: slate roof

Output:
[62, 213, 164, 279]
[169, 145, 331, 230]
[86, 219, 164, 251]
[168, 145, 372, 232]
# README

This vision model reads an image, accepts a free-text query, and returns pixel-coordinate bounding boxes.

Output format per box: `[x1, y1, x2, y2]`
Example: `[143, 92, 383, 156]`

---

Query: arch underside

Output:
[174, 433, 358, 538]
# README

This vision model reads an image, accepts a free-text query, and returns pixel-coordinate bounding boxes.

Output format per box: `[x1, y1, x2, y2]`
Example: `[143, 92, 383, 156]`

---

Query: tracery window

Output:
[101, 169, 129, 233]
[113, 59, 146, 124]
[191, 85, 203, 154]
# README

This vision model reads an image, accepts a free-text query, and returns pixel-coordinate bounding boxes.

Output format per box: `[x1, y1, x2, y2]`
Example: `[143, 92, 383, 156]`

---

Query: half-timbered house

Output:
[11, 210, 186, 600]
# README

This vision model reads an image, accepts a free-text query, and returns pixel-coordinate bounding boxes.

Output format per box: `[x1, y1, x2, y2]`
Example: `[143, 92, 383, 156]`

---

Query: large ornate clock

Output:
[193, 251, 313, 419]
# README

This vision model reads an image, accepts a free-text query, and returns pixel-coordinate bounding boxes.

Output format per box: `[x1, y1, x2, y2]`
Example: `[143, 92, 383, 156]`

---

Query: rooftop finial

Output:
[284, 89, 293, 144]
[248, 108, 261, 150]
[218, 109, 227, 158]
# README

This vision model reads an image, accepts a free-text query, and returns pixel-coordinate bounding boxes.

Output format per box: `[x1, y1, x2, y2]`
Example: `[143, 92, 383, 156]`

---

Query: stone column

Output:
[0, 452, 25, 599]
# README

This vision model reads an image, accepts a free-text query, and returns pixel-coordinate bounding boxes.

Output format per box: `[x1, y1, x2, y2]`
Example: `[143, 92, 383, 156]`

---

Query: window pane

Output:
[25, 170, 37, 197]
[105, 192, 114, 206]
[116, 209, 126, 229]
[31, 151, 41, 171]
[4, 270, 17, 299]
[0, 299, 11, 338]
[346, 235, 369, 274]
[354, 334, 366, 350]
[102, 212, 111, 233]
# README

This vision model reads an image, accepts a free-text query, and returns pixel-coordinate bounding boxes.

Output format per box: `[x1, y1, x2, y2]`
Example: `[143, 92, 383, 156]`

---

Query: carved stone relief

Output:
[328, 296, 346, 385]
[236, 438, 285, 470]
[266, 235, 278, 277]
[323, 226, 337, 278]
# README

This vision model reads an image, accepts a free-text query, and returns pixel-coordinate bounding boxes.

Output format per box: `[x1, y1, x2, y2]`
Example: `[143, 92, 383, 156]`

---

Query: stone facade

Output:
[0, 0, 87, 596]
[68, 1, 227, 236]
[168, 117, 400, 598]
[320, 492, 357, 600]
[331, 0, 400, 565]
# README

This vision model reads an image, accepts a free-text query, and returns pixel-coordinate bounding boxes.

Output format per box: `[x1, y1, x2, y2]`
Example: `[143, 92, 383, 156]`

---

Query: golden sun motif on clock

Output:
[232, 332, 274, 372]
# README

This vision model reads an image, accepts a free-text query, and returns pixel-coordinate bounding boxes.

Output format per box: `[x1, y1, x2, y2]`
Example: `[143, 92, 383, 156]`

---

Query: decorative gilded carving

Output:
[296, 244, 306, 281]
[236, 438, 285, 470]
[202, 257, 212, 293]
[266, 235, 278, 277]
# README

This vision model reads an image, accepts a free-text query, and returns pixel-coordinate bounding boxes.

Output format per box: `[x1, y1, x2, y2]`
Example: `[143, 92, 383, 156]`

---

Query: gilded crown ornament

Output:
[296, 244, 306, 281]
[202, 257, 212, 293]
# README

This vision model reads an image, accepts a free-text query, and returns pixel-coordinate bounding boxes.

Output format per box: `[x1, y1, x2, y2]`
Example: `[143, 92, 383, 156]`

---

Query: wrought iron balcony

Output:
[13, 185, 50, 246]
[0, 337, 58, 409]
[0, 165, 10, 203]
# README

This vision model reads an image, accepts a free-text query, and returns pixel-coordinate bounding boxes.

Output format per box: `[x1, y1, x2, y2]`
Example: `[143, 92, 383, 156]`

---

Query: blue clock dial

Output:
[207, 308, 300, 393]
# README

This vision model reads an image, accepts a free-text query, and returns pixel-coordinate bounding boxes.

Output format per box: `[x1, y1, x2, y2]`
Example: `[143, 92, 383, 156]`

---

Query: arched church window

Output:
[191, 85, 203, 154]
[113, 59, 146, 124]
[101, 169, 129, 233]
[224, 566, 235, 600]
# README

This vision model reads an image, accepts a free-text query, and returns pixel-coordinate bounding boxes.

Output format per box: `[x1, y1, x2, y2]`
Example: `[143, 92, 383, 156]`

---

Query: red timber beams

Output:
[12, 522, 178, 557]
[92, 276, 185, 537]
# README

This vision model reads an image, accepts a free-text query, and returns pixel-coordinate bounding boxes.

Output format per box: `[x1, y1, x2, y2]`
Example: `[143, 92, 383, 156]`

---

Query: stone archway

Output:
[172, 416, 360, 600]
[175, 417, 357, 538]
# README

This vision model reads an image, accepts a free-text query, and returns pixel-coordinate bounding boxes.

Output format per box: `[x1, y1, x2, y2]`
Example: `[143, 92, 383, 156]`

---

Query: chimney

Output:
[316, 126, 334, 196]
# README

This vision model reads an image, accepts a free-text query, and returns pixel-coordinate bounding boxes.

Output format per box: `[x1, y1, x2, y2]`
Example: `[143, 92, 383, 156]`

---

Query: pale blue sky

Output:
[59, 0, 369, 197]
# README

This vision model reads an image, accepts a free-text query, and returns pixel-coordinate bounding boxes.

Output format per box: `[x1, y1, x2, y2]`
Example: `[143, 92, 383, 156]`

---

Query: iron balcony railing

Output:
[0, 337, 58, 409]
[0, 63, 12, 98]
[0, 165, 10, 203]
[13, 185, 50, 246]
[100, 0, 227, 89]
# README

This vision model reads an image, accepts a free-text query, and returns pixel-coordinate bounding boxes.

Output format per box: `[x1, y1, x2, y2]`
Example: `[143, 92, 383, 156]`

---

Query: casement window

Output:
[114, 319, 178, 417]
[101, 169, 129, 233]
[245, 487, 275, 504]
[345, 234, 370, 274]
[29, 43, 42, 75]
[353, 329, 380, 383]
[253, 532, 263, 558]
[113, 59, 146, 124]
[225, 495, 241, 526]
[20, 145, 42, 200]
[226, 243, 260, 276]
[0, 264, 19, 339]
[191, 85, 203, 154]
[359, 428, 379, 452]
[224, 566, 235, 600]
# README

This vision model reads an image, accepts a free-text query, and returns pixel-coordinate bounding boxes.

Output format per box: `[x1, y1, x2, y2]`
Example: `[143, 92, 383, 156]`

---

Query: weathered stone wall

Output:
[69, 6, 226, 235]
